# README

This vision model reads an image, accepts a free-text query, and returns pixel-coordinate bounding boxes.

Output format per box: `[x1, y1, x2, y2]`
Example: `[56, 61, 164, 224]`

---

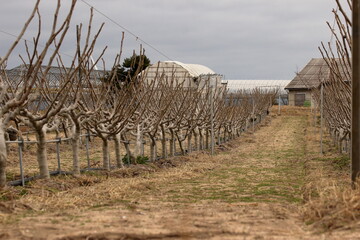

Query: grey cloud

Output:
[0, 0, 340, 79]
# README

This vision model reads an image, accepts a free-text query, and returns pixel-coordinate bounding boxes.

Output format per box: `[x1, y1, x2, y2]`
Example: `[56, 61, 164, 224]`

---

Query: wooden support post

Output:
[352, 0, 360, 183]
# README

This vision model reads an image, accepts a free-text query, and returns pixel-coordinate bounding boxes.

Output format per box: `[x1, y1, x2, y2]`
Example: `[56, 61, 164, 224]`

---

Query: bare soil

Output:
[0, 106, 359, 240]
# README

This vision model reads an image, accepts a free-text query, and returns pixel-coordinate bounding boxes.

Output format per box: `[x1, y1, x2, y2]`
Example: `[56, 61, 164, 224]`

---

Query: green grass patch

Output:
[313, 155, 350, 170]
[331, 156, 350, 170]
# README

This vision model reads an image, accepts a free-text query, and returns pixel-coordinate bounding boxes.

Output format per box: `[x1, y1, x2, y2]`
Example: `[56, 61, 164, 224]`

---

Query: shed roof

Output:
[164, 61, 216, 77]
[285, 58, 330, 90]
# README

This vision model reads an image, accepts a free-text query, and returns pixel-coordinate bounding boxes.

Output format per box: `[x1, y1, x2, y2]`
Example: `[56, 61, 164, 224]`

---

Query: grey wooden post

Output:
[352, 0, 360, 183]
[18, 138, 25, 186]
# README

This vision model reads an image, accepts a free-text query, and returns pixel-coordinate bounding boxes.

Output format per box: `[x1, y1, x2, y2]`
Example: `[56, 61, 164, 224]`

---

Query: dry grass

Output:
[300, 154, 359, 231]
[299, 106, 360, 231]
[2, 107, 314, 240]
[302, 179, 360, 230]
[2, 106, 360, 239]
[0, 150, 223, 221]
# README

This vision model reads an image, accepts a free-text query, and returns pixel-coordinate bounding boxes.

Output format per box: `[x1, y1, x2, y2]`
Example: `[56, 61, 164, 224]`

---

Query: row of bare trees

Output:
[0, 0, 276, 188]
[312, 0, 352, 152]
[0, 0, 109, 186]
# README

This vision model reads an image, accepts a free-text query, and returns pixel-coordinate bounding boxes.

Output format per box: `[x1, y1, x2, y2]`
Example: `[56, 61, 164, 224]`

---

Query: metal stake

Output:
[252, 98, 255, 132]
[320, 83, 324, 155]
[127, 141, 131, 165]
[210, 86, 215, 155]
[18, 138, 25, 187]
[86, 131, 90, 169]
[278, 93, 281, 115]
[56, 138, 61, 173]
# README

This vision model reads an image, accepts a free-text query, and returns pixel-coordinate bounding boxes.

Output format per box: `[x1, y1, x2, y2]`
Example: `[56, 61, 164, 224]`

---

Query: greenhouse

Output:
[222, 79, 291, 105]
[143, 61, 223, 88]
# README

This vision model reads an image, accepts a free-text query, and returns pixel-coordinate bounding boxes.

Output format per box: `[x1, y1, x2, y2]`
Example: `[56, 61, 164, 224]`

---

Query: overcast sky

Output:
[0, 0, 339, 80]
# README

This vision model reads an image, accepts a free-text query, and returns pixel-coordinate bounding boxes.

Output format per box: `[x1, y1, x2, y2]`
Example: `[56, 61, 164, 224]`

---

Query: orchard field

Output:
[0, 106, 358, 240]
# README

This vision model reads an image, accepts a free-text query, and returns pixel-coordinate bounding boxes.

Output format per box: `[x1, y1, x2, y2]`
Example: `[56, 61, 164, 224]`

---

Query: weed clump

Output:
[122, 155, 149, 165]
[302, 180, 360, 230]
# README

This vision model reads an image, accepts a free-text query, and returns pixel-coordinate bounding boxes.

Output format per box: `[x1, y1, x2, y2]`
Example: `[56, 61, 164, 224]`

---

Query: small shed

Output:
[142, 61, 222, 88]
[285, 58, 330, 106]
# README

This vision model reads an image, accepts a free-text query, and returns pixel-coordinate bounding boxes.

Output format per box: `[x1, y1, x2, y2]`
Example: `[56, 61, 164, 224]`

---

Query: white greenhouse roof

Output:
[164, 61, 216, 77]
[223, 80, 291, 94]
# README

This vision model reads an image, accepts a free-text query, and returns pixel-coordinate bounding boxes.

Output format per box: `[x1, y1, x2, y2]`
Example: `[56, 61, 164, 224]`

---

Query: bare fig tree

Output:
[0, 0, 48, 187]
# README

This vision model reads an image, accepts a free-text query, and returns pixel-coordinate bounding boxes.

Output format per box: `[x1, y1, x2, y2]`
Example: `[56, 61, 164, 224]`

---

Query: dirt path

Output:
[0, 107, 356, 239]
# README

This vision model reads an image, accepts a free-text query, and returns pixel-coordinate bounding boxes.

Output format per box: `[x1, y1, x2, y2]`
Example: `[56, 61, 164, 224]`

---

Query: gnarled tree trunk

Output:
[71, 124, 81, 175]
[193, 129, 199, 151]
[35, 128, 50, 179]
[199, 128, 204, 150]
[169, 128, 175, 157]
[160, 125, 167, 159]
[205, 129, 209, 149]
[217, 127, 221, 145]
[101, 138, 110, 171]
[121, 134, 133, 164]
[187, 131, 192, 154]
[176, 131, 186, 155]
[135, 124, 143, 157]
[114, 133, 123, 168]
[149, 134, 157, 162]
[0, 125, 7, 188]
